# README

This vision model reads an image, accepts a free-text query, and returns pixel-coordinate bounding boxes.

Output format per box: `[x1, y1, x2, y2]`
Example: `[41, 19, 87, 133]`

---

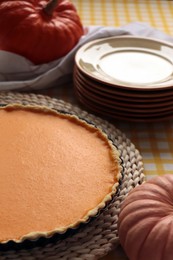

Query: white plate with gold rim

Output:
[75, 36, 173, 90]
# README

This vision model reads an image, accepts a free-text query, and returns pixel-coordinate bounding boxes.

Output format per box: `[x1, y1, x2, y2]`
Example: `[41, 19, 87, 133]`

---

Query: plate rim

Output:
[75, 35, 173, 91]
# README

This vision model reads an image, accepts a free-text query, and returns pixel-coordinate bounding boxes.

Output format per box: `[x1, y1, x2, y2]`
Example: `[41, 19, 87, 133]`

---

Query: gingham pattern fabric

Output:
[73, 0, 173, 35]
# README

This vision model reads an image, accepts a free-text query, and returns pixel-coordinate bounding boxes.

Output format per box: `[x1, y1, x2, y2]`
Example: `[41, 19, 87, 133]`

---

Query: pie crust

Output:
[0, 104, 122, 244]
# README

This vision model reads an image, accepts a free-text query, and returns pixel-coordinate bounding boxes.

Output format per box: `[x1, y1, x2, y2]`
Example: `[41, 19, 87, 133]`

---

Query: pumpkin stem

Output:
[43, 0, 59, 16]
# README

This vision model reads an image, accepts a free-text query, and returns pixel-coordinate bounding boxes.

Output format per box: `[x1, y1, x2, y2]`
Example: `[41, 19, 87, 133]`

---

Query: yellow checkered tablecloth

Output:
[33, 1, 173, 259]
[73, 0, 173, 35]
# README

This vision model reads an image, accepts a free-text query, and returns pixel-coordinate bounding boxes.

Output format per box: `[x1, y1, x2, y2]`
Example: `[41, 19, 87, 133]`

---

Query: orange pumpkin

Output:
[0, 0, 84, 64]
[118, 174, 173, 260]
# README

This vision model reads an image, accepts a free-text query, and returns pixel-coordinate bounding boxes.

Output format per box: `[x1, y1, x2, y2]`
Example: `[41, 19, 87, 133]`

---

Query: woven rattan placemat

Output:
[0, 91, 145, 260]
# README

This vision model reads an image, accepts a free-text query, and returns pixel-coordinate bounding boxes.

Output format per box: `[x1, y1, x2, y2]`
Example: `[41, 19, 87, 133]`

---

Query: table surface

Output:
[31, 1, 173, 259]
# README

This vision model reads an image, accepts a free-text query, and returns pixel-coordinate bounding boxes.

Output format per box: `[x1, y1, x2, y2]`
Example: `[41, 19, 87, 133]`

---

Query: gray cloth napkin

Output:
[0, 22, 173, 91]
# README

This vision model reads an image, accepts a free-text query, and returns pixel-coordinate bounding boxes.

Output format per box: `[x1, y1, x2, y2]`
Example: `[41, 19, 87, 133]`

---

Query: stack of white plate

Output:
[74, 36, 173, 122]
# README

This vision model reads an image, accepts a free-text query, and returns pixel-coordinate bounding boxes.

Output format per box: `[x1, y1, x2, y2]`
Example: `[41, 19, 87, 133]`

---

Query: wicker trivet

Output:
[0, 91, 145, 260]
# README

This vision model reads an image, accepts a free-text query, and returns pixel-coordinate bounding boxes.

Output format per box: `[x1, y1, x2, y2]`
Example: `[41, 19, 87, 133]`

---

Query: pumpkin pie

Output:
[0, 104, 121, 244]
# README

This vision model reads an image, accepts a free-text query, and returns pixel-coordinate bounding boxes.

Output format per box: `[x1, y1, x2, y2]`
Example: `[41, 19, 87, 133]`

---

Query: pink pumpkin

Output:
[118, 174, 173, 260]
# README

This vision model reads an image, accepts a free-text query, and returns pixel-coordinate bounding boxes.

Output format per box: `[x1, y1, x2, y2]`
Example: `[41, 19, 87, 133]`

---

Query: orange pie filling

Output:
[0, 104, 121, 243]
